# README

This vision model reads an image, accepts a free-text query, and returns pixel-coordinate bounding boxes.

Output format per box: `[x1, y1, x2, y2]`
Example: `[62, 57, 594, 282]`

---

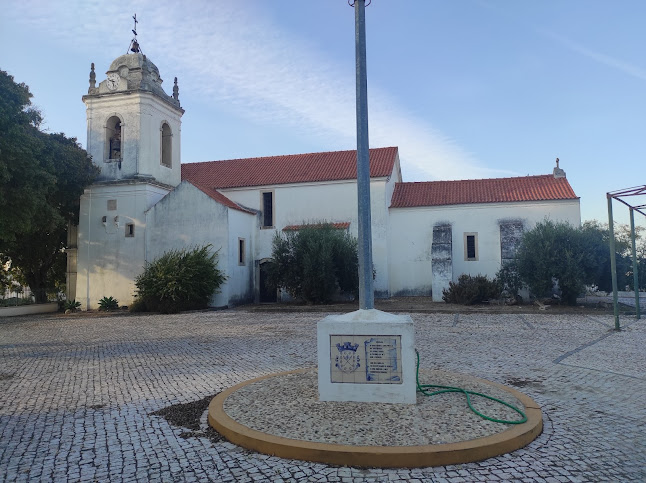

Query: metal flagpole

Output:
[353, 0, 374, 310]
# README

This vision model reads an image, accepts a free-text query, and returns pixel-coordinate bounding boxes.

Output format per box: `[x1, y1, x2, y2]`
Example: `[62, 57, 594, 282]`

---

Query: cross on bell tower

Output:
[128, 14, 141, 54]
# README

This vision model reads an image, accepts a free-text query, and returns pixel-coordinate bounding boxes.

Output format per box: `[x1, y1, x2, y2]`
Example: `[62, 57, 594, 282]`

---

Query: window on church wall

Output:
[238, 238, 246, 265]
[161, 122, 172, 168]
[261, 191, 274, 228]
[105, 116, 122, 161]
[464, 233, 478, 261]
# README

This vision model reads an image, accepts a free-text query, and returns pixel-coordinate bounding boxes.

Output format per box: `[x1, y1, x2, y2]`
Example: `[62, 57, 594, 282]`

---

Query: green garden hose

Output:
[415, 349, 527, 425]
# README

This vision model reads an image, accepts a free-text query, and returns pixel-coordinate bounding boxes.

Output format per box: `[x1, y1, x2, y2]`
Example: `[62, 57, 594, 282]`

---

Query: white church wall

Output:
[84, 93, 181, 187]
[373, 157, 402, 298]
[226, 209, 256, 306]
[146, 181, 230, 307]
[388, 199, 581, 298]
[221, 177, 392, 297]
[76, 182, 170, 310]
[368, 179, 391, 297]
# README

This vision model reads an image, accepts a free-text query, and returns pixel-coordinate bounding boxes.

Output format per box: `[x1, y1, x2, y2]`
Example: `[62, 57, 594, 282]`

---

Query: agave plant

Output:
[64, 299, 82, 312]
[98, 296, 119, 311]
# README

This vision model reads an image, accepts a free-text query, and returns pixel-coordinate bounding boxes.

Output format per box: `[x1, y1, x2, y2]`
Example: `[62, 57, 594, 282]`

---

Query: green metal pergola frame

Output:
[607, 185, 645, 330]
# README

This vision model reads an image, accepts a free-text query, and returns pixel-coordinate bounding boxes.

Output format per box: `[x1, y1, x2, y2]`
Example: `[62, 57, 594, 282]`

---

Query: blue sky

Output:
[1, 0, 644, 225]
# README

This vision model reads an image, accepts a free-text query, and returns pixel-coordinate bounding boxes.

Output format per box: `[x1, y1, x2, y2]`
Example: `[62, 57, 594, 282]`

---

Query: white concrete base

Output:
[317, 309, 416, 404]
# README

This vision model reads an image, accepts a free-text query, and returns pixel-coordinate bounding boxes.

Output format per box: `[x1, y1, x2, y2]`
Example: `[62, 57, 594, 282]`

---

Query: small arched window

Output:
[161, 122, 172, 168]
[106, 116, 122, 161]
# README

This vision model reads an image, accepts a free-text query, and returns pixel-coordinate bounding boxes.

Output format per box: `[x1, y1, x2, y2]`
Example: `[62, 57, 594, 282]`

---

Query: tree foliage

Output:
[133, 245, 226, 313]
[495, 260, 524, 299]
[266, 224, 359, 304]
[513, 220, 634, 304]
[515, 221, 587, 304]
[0, 70, 98, 302]
[579, 221, 634, 293]
[633, 246, 646, 291]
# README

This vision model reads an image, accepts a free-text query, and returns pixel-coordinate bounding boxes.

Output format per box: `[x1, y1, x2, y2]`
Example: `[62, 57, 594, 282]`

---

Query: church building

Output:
[68, 48, 580, 310]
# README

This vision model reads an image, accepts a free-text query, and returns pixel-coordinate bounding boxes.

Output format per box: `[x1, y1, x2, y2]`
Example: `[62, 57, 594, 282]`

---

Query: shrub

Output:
[128, 297, 147, 313]
[98, 296, 119, 311]
[63, 299, 81, 312]
[266, 224, 359, 304]
[442, 274, 500, 305]
[133, 245, 226, 313]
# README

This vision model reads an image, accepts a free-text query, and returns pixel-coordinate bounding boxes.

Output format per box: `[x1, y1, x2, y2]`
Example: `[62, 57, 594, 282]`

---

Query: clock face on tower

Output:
[106, 73, 120, 91]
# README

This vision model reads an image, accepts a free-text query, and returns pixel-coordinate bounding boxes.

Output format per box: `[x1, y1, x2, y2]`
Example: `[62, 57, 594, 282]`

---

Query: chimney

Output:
[553, 157, 566, 178]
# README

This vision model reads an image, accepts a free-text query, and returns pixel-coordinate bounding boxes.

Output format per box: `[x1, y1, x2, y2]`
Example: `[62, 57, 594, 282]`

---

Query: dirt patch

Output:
[239, 297, 630, 316]
[505, 377, 544, 388]
[150, 394, 224, 443]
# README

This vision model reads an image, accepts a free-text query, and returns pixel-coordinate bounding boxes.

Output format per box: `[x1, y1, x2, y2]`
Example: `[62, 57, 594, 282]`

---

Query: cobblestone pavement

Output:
[1, 310, 644, 482]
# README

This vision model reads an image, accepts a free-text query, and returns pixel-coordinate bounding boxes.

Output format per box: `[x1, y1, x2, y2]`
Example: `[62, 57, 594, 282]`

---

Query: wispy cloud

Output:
[6, 0, 496, 181]
[540, 29, 646, 82]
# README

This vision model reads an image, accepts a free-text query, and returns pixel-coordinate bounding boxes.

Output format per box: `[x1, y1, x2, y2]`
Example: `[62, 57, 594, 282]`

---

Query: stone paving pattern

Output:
[1, 310, 644, 482]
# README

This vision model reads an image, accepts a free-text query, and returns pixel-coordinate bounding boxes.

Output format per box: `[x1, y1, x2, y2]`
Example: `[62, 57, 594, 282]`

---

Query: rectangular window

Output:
[464, 232, 478, 261]
[161, 123, 172, 168]
[238, 238, 246, 265]
[261, 191, 274, 228]
[107, 199, 117, 211]
[125, 223, 135, 237]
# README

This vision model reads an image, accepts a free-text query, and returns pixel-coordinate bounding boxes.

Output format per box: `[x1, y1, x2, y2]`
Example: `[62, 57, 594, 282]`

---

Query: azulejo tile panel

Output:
[329, 335, 402, 384]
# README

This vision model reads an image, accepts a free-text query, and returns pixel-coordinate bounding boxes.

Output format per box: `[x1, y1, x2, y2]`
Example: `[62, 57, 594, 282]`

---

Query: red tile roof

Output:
[283, 222, 351, 231]
[188, 181, 256, 214]
[181, 147, 398, 189]
[390, 175, 578, 208]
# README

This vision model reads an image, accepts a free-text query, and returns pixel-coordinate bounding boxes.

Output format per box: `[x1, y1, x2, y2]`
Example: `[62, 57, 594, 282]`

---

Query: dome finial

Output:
[128, 13, 142, 54]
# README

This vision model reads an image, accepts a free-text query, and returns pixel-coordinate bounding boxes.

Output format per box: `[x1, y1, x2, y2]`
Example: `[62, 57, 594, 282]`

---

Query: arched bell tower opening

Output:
[105, 115, 123, 162]
[161, 122, 172, 168]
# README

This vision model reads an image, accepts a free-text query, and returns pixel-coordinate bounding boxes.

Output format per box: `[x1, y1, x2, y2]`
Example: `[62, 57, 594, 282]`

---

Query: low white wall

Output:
[0, 303, 58, 318]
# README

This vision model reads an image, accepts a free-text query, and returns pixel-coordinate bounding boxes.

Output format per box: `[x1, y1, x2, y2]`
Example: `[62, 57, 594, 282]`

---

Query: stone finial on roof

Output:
[553, 157, 566, 178]
[173, 77, 179, 103]
[88, 63, 96, 92]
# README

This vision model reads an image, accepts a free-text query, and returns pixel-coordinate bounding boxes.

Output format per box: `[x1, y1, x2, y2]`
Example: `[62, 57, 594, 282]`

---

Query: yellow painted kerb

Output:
[208, 368, 543, 468]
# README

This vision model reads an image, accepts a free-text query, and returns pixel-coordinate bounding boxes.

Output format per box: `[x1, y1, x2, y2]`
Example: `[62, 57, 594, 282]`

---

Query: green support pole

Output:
[607, 195, 620, 330]
[629, 208, 641, 319]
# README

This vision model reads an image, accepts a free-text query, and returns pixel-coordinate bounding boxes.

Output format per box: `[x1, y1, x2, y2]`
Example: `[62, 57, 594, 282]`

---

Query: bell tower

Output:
[74, 22, 185, 310]
[82, 24, 184, 187]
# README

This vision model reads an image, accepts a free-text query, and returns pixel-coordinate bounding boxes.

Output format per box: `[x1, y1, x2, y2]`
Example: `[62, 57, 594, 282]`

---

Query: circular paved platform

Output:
[208, 368, 542, 468]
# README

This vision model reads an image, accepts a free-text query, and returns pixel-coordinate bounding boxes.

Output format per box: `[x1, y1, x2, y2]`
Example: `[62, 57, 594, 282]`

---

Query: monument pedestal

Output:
[317, 309, 416, 404]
